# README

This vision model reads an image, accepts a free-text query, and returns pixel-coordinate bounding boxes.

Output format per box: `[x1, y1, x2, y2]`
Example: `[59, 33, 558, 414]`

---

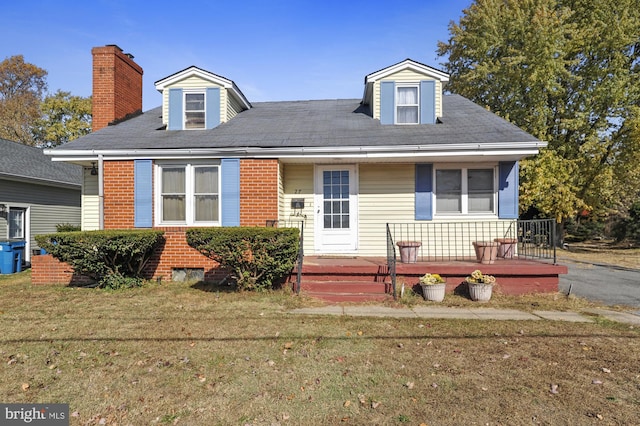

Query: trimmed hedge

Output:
[35, 230, 164, 289]
[186, 227, 300, 291]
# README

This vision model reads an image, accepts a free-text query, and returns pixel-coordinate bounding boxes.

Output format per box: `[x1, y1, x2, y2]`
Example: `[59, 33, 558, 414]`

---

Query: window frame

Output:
[183, 90, 206, 130]
[433, 165, 498, 217]
[395, 83, 420, 125]
[8, 207, 26, 239]
[155, 161, 221, 226]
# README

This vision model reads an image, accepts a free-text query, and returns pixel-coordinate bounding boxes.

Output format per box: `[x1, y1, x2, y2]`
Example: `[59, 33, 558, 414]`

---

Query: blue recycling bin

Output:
[0, 240, 25, 274]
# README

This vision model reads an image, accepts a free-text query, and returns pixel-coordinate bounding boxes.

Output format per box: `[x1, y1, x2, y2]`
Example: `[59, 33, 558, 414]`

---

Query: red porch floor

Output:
[293, 256, 568, 302]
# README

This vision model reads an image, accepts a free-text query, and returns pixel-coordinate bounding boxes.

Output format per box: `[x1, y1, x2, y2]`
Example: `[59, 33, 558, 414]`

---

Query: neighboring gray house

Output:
[0, 138, 82, 265]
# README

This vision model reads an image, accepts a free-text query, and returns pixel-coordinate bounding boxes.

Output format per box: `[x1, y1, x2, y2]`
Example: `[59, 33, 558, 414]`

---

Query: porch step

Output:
[300, 280, 391, 302]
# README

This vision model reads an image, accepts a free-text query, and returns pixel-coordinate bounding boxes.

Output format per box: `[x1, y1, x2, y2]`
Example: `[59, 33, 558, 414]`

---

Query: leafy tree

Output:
[0, 55, 47, 145]
[33, 90, 92, 147]
[437, 0, 640, 222]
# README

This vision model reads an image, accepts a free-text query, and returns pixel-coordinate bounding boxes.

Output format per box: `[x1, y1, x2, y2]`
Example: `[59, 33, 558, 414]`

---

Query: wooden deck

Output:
[292, 256, 568, 302]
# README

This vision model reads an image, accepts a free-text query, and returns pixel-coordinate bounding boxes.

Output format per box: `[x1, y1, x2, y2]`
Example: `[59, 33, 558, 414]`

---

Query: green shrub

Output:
[35, 230, 164, 288]
[612, 200, 640, 243]
[186, 227, 300, 291]
[55, 223, 81, 232]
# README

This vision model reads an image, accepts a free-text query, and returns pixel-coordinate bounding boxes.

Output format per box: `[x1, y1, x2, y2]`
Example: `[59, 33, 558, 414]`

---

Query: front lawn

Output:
[1, 271, 639, 425]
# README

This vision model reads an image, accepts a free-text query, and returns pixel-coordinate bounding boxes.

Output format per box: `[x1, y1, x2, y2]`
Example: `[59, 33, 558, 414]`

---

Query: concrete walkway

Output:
[289, 305, 640, 325]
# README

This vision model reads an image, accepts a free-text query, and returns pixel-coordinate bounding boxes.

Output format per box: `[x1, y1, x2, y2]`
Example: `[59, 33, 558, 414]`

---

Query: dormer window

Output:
[396, 85, 419, 124]
[185, 92, 205, 129]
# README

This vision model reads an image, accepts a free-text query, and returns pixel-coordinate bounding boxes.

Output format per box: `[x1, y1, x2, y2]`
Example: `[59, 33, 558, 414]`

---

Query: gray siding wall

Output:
[0, 178, 81, 256]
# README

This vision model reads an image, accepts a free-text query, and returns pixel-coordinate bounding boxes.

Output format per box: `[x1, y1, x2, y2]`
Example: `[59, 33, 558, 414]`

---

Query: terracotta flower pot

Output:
[396, 241, 421, 263]
[472, 241, 500, 264]
[494, 238, 517, 258]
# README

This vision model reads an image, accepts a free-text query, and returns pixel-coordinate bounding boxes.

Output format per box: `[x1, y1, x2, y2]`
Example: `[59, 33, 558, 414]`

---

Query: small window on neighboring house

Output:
[158, 163, 220, 225]
[396, 86, 419, 124]
[8, 208, 25, 239]
[185, 93, 205, 129]
[435, 168, 495, 215]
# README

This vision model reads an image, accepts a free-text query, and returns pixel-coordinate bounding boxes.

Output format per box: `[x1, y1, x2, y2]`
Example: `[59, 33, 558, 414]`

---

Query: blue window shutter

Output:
[168, 88, 183, 130]
[221, 158, 240, 226]
[134, 160, 153, 228]
[206, 87, 221, 129]
[380, 81, 395, 125]
[420, 80, 436, 124]
[498, 161, 519, 219]
[415, 163, 433, 220]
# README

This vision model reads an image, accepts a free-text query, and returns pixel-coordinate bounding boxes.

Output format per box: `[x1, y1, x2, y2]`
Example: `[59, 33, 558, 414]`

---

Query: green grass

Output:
[1, 270, 639, 425]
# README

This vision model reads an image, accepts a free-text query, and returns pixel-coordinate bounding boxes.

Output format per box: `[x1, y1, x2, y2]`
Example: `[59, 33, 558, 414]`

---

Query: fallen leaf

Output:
[431, 383, 438, 388]
[405, 382, 415, 390]
[284, 342, 293, 350]
[71, 412, 79, 417]
[592, 380, 603, 385]
[357, 331, 363, 336]
[550, 384, 559, 394]
[602, 368, 611, 374]
[21, 383, 29, 391]
[358, 394, 366, 405]
[343, 400, 351, 407]
[371, 401, 380, 409]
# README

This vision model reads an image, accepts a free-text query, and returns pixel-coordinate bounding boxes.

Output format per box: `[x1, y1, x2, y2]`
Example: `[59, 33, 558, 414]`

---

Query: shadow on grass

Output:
[190, 280, 237, 293]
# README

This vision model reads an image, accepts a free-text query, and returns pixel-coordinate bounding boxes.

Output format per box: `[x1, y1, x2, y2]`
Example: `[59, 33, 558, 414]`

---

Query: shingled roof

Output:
[51, 94, 539, 152]
[0, 138, 82, 187]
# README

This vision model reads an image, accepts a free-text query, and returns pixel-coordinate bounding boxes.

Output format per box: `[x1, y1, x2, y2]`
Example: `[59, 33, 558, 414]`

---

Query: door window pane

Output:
[323, 170, 350, 229]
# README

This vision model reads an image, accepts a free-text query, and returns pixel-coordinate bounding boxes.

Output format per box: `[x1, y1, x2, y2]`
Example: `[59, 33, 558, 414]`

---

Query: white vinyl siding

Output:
[227, 92, 244, 121]
[282, 164, 314, 251]
[82, 170, 100, 230]
[358, 164, 415, 256]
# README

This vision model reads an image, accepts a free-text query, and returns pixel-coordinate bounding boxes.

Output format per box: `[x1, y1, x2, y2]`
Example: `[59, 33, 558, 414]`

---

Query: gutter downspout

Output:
[98, 155, 104, 230]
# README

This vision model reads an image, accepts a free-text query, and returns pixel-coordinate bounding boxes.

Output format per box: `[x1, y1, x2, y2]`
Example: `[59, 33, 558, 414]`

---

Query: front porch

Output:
[293, 256, 567, 303]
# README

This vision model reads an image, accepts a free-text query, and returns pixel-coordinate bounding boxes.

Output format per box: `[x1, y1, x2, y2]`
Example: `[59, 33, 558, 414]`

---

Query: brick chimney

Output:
[91, 45, 143, 132]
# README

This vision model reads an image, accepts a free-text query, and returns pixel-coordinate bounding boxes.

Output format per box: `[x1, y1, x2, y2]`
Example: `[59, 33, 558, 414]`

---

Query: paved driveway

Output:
[558, 259, 640, 308]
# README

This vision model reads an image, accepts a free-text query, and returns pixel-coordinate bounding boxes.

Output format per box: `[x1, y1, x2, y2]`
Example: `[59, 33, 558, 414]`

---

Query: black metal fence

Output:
[387, 219, 557, 264]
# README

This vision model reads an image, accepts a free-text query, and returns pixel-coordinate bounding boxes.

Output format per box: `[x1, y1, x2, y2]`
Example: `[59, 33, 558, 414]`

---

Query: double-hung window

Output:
[435, 167, 495, 215]
[158, 162, 219, 225]
[396, 85, 419, 124]
[184, 92, 205, 129]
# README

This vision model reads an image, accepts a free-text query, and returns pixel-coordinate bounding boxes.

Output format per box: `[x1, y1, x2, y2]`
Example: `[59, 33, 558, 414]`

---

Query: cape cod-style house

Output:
[36, 45, 565, 299]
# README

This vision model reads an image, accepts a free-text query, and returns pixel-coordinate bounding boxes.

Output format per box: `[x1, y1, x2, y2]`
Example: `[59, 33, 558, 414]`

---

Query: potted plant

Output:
[419, 273, 446, 302]
[465, 269, 496, 302]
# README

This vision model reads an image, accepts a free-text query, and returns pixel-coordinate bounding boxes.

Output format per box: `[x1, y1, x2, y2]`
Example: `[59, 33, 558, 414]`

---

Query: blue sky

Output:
[2, 0, 472, 111]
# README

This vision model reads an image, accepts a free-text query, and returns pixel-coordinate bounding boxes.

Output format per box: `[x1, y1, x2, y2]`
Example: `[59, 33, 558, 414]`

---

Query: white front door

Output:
[314, 165, 358, 253]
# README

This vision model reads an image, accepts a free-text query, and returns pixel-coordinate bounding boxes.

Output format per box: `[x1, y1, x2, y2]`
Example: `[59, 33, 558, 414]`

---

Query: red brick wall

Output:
[32, 159, 280, 284]
[145, 227, 224, 282]
[31, 254, 93, 286]
[92, 45, 143, 132]
[103, 160, 135, 229]
[240, 159, 279, 226]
